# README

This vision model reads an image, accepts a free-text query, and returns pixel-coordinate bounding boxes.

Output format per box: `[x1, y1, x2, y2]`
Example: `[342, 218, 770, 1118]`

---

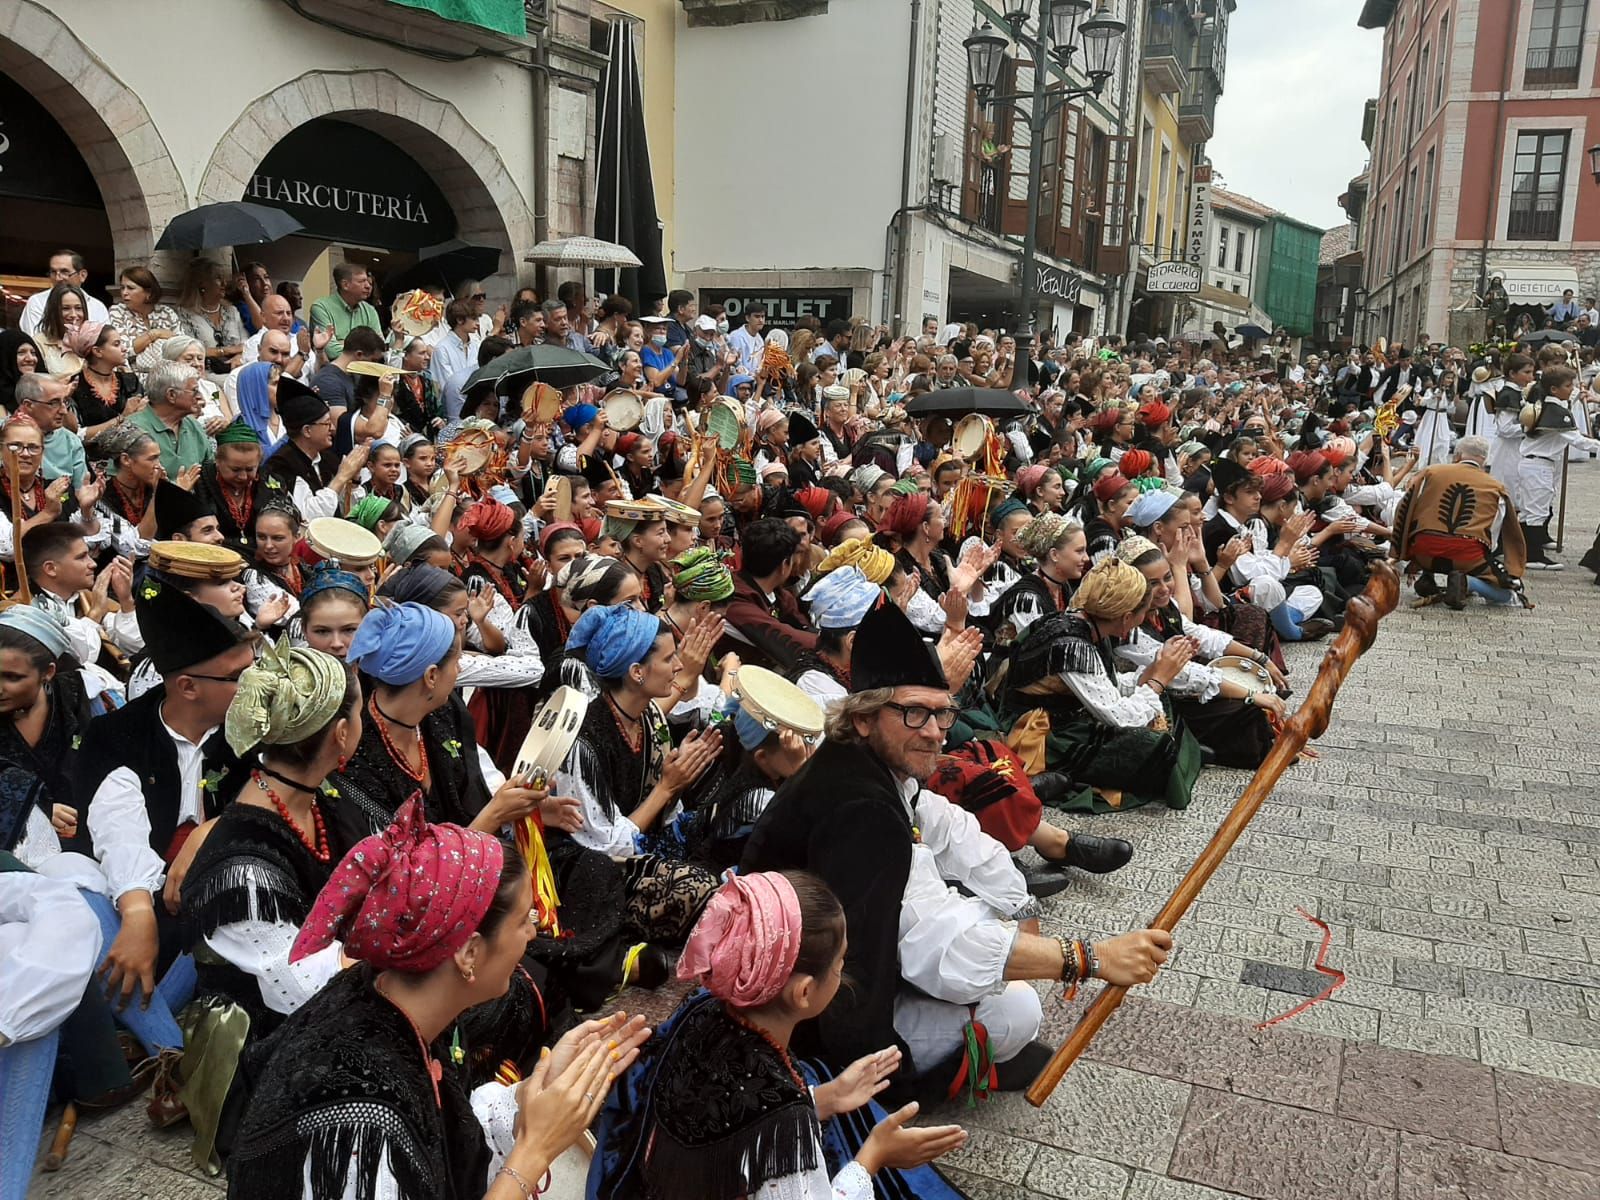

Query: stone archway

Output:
[0, 1, 187, 267]
[195, 70, 534, 291]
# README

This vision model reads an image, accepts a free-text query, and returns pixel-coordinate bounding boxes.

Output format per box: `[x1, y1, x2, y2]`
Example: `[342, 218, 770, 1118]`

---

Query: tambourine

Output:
[953, 413, 993, 461]
[521, 381, 564, 424]
[602, 390, 645, 432]
[1208, 654, 1274, 696]
[733, 665, 825, 743]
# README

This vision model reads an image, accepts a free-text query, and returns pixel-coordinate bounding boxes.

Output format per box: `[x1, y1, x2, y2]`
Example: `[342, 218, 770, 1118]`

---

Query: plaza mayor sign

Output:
[244, 117, 456, 250]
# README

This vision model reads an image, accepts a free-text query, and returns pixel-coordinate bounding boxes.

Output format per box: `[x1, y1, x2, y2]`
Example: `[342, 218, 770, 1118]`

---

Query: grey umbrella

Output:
[459, 344, 612, 396]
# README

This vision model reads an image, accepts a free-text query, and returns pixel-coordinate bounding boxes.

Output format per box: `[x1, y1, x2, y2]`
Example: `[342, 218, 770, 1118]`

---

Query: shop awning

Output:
[1487, 263, 1581, 303]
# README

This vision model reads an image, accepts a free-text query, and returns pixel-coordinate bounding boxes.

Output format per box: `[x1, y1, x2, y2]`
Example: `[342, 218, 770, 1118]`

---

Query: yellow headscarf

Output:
[1069, 557, 1151, 620]
[814, 536, 896, 585]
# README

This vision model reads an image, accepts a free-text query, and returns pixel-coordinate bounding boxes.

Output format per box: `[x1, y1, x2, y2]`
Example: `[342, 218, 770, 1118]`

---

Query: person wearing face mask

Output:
[686, 314, 735, 392]
[640, 316, 682, 399]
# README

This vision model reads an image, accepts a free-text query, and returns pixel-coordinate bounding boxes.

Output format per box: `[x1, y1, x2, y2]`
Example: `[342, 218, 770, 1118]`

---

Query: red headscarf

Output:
[794, 485, 832, 520]
[1119, 448, 1154, 478]
[881, 492, 932, 538]
[538, 520, 582, 557]
[615, 432, 642, 457]
[290, 798, 506, 974]
[819, 510, 858, 547]
[1257, 472, 1296, 503]
[1137, 399, 1172, 427]
[1089, 408, 1122, 432]
[462, 498, 516, 541]
[1288, 450, 1328, 484]
[1092, 472, 1131, 503]
[1248, 455, 1290, 477]
[579, 516, 604, 544]
[1014, 464, 1050, 497]
[1319, 445, 1349, 468]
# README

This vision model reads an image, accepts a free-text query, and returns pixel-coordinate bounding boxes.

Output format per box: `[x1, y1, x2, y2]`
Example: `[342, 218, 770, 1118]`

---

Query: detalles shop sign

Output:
[243, 118, 455, 250]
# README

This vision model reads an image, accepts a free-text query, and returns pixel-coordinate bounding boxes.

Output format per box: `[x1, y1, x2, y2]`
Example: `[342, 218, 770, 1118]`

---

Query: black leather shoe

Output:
[1018, 861, 1075, 899]
[1029, 771, 1079, 808]
[1297, 618, 1336, 640]
[628, 943, 672, 990]
[993, 1040, 1056, 1091]
[1444, 570, 1467, 610]
[1198, 744, 1218, 767]
[1414, 573, 1439, 597]
[1055, 832, 1134, 874]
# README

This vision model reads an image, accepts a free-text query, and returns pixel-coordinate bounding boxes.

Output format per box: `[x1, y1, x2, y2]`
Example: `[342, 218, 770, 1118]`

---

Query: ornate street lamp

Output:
[1589, 143, 1600, 184]
[961, 1, 1126, 349]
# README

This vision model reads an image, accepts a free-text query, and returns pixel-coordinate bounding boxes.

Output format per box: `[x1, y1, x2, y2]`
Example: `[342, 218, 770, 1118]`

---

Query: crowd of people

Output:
[0, 243, 1585, 1200]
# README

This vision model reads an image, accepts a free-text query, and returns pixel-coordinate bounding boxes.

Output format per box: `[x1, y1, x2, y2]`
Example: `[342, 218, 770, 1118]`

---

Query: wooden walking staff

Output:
[1026, 560, 1402, 1108]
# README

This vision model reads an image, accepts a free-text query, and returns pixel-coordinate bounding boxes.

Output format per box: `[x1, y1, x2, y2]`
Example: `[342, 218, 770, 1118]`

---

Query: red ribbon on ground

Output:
[1255, 906, 1346, 1030]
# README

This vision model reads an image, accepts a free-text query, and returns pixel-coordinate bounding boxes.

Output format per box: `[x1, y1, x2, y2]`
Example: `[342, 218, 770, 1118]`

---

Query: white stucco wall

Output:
[672, 3, 912, 274]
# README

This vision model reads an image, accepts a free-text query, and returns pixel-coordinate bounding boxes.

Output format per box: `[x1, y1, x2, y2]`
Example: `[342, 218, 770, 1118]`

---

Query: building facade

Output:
[1357, 0, 1600, 348]
[1255, 213, 1323, 337]
[673, 0, 1198, 341]
[0, 0, 677, 313]
[1128, 0, 1235, 341]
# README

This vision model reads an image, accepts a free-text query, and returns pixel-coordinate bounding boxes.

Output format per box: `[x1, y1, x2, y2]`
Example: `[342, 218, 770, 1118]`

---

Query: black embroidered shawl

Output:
[328, 694, 491, 844]
[229, 964, 490, 1200]
[0, 675, 87, 852]
[595, 990, 822, 1200]
[688, 757, 775, 871]
[1007, 611, 1113, 697]
[567, 693, 666, 821]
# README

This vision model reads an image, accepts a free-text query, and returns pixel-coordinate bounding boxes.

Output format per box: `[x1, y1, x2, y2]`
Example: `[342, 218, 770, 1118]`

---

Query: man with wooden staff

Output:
[740, 598, 1171, 1106]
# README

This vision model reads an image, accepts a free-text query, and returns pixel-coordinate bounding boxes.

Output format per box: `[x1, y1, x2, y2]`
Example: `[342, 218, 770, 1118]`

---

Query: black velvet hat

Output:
[1208, 456, 1252, 495]
[277, 378, 329, 429]
[134, 574, 251, 675]
[154, 478, 215, 540]
[787, 410, 821, 445]
[849, 596, 949, 693]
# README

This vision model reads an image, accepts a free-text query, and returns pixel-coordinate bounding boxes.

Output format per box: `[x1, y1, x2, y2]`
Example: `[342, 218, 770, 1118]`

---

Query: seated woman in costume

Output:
[531, 553, 643, 699]
[1002, 557, 1203, 814]
[175, 642, 359, 1170]
[517, 522, 589, 677]
[591, 871, 968, 1200]
[1199, 461, 1334, 643]
[690, 674, 825, 872]
[0, 607, 99, 880]
[1127, 488, 1282, 664]
[228, 799, 650, 1200]
[552, 605, 723, 945]
[331, 601, 544, 840]
[791, 564, 881, 707]
[962, 497, 1036, 629]
[1082, 471, 1137, 562]
[658, 546, 740, 719]
[295, 564, 369, 659]
[1014, 463, 1069, 517]
[1112, 537, 1284, 770]
[380, 559, 544, 697]
[993, 513, 1091, 648]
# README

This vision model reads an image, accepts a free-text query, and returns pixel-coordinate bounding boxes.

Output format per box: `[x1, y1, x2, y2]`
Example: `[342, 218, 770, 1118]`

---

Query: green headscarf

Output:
[671, 546, 735, 603]
[214, 421, 262, 447]
[224, 638, 350, 755]
[350, 494, 395, 532]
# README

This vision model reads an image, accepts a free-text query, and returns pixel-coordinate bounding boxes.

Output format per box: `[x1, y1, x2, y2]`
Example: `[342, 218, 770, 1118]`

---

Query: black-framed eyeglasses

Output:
[185, 668, 248, 685]
[3, 443, 41, 455]
[884, 701, 960, 731]
[471, 292, 487, 301]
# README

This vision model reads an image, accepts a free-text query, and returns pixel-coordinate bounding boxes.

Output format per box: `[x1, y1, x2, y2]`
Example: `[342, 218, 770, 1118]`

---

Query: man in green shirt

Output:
[13, 374, 88, 489]
[132, 361, 214, 478]
[308, 262, 382, 358]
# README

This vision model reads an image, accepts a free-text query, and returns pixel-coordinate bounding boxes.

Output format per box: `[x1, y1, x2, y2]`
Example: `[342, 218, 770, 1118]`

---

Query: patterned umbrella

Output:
[522, 236, 642, 269]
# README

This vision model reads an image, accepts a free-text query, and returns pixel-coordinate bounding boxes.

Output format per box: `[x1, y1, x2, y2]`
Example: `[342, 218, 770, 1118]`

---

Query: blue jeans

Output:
[79, 890, 194, 1056]
[1466, 577, 1518, 605]
[1268, 602, 1307, 641]
[0, 1029, 57, 1200]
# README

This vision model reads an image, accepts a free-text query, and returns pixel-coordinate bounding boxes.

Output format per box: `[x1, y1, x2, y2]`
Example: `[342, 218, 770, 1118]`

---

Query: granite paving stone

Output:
[1335, 1042, 1502, 1149]
[1395, 1132, 1600, 1200]
[1024, 1148, 1137, 1200]
[1169, 1089, 1398, 1200]
[1493, 1069, 1600, 1172]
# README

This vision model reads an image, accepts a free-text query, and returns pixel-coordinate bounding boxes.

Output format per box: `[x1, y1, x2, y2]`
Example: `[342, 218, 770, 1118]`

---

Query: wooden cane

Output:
[8, 449, 30, 603]
[1025, 561, 1402, 1107]
[42, 1102, 78, 1170]
[1557, 454, 1570, 552]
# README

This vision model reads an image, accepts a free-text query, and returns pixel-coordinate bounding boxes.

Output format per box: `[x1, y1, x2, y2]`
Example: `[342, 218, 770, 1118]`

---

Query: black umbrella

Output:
[155, 202, 303, 251]
[1235, 323, 1272, 340]
[386, 239, 503, 294]
[905, 387, 1032, 418]
[460, 344, 612, 396]
[1520, 328, 1578, 344]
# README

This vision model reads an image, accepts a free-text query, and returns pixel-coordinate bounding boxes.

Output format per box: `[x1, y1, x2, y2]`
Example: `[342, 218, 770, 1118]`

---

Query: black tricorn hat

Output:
[154, 478, 215, 540]
[1209, 456, 1252, 495]
[277, 377, 329, 429]
[787, 410, 821, 445]
[849, 596, 948, 694]
[134, 574, 251, 676]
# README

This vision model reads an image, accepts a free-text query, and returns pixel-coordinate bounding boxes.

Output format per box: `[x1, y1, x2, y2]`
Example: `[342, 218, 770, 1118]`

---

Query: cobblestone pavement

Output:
[34, 465, 1600, 1199]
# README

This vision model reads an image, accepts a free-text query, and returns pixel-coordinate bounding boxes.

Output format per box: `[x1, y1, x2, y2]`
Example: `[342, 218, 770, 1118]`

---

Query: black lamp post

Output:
[964, 1, 1125, 350]
[1589, 143, 1600, 183]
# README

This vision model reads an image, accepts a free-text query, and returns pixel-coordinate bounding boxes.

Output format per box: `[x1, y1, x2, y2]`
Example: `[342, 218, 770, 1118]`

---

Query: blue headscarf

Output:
[301, 563, 370, 607]
[0, 604, 70, 660]
[236, 361, 281, 453]
[563, 403, 599, 431]
[802, 566, 880, 631]
[565, 604, 662, 682]
[377, 564, 460, 607]
[347, 602, 456, 685]
[725, 373, 755, 396]
[731, 701, 773, 751]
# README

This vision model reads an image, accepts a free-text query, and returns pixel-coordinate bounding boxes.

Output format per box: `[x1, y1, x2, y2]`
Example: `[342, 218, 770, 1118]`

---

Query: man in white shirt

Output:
[80, 572, 254, 1120]
[223, 328, 295, 408]
[20, 249, 109, 335]
[429, 299, 480, 419]
[728, 304, 767, 376]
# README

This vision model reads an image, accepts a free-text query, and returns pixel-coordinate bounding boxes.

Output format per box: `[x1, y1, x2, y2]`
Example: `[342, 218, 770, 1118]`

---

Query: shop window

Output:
[1526, 0, 1586, 89]
[1508, 129, 1569, 239]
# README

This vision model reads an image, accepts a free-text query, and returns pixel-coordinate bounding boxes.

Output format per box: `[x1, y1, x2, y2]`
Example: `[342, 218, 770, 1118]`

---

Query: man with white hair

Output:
[131, 362, 214, 477]
[1391, 435, 1525, 609]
